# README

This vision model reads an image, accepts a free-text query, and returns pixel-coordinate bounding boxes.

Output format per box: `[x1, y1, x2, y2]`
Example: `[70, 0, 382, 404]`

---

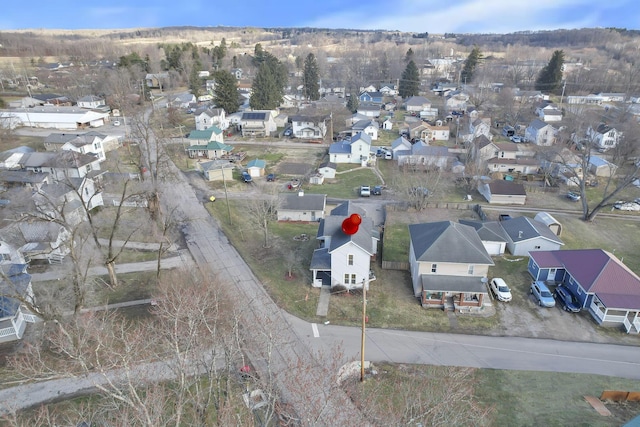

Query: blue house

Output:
[528, 249, 640, 333]
[358, 91, 384, 105]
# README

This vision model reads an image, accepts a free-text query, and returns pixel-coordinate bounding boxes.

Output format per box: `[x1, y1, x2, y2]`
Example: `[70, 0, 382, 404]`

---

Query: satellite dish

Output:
[481, 277, 488, 284]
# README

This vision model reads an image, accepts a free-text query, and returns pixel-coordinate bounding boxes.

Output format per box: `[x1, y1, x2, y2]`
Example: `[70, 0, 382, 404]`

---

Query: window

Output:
[534, 245, 541, 249]
[348, 254, 354, 266]
[344, 274, 350, 284]
[351, 274, 357, 285]
[467, 265, 474, 275]
[0, 253, 10, 261]
[431, 263, 437, 273]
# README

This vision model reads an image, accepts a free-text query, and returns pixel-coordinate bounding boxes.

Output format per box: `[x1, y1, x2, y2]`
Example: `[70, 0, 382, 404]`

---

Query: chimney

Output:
[518, 231, 523, 238]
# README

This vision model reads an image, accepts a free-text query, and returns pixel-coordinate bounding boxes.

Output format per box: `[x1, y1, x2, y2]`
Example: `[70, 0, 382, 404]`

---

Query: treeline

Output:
[456, 28, 640, 48]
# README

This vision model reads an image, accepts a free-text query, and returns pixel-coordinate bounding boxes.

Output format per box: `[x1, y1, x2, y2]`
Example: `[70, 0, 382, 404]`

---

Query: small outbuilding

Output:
[534, 212, 562, 237]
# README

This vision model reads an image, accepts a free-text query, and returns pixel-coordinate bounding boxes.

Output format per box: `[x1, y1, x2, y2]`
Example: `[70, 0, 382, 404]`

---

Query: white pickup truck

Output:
[360, 185, 371, 197]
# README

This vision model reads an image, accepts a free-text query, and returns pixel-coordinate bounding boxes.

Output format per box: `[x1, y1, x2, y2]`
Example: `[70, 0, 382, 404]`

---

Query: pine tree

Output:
[399, 60, 420, 98]
[535, 50, 565, 94]
[212, 70, 239, 114]
[460, 46, 482, 84]
[405, 48, 414, 63]
[250, 47, 287, 110]
[302, 53, 320, 101]
[346, 94, 359, 113]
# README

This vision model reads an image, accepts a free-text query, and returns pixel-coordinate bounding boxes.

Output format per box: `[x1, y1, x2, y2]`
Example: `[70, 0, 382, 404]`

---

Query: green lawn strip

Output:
[90, 271, 158, 306]
[475, 369, 640, 427]
[302, 167, 382, 199]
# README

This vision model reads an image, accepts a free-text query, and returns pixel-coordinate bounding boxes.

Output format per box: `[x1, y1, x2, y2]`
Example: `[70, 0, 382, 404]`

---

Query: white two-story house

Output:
[310, 202, 379, 290]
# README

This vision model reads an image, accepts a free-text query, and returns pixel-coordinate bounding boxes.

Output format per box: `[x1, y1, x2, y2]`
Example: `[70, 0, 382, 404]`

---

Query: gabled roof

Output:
[21, 151, 99, 169]
[318, 161, 337, 170]
[458, 220, 509, 243]
[188, 127, 223, 140]
[247, 159, 266, 169]
[317, 201, 378, 253]
[475, 135, 494, 149]
[499, 216, 563, 244]
[495, 142, 519, 152]
[391, 136, 411, 151]
[352, 120, 378, 131]
[405, 96, 431, 106]
[280, 193, 326, 211]
[0, 170, 49, 184]
[410, 143, 449, 157]
[530, 249, 640, 309]
[360, 91, 383, 98]
[528, 118, 551, 130]
[408, 221, 494, 265]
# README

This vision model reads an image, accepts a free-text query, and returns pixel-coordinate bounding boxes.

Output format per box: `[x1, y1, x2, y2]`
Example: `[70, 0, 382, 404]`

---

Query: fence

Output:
[112, 199, 149, 208]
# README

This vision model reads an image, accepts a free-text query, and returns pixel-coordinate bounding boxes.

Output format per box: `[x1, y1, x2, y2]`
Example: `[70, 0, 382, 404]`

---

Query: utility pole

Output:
[360, 278, 367, 382]
[560, 80, 567, 105]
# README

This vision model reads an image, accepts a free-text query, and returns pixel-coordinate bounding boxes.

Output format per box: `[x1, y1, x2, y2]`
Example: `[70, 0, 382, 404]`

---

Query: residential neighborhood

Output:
[1, 23, 640, 426]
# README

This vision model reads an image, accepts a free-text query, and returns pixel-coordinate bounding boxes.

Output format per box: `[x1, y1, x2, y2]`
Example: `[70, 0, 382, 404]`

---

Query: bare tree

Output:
[543, 111, 640, 221]
[6, 269, 256, 426]
[244, 182, 280, 248]
[392, 161, 444, 211]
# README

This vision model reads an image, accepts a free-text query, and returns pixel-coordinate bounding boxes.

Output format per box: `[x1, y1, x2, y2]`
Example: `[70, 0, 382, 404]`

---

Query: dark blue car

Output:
[555, 285, 581, 312]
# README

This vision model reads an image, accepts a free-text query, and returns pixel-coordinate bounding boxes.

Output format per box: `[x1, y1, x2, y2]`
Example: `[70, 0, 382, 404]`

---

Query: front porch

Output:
[589, 297, 640, 334]
[420, 276, 489, 313]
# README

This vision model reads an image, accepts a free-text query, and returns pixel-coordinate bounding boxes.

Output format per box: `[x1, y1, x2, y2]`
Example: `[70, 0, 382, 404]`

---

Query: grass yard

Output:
[475, 369, 640, 426]
[302, 167, 382, 198]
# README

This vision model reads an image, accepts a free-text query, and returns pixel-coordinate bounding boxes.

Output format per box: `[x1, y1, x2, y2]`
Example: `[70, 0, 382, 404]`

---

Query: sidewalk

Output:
[29, 250, 193, 282]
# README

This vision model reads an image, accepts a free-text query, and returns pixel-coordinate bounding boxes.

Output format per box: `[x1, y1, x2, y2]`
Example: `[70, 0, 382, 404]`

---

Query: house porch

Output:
[589, 297, 640, 334]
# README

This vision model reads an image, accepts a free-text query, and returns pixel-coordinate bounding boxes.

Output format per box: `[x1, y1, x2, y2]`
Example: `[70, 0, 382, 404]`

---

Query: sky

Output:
[0, 0, 638, 34]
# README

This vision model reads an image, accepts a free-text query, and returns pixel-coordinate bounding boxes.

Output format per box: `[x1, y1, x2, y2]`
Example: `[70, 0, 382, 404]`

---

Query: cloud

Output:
[303, 0, 634, 33]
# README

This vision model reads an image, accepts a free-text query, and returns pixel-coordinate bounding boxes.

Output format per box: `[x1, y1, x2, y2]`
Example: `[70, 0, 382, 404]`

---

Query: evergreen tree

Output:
[399, 60, 420, 98]
[535, 50, 565, 94]
[188, 68, 202, 98]
[460, 45, 482, 84]
[405, 48, 414, 63]
[250, 47, 287, 110]
[212, 70, 239, 114]
[346, 93, 359, 113]
[302, 53, 320, 101]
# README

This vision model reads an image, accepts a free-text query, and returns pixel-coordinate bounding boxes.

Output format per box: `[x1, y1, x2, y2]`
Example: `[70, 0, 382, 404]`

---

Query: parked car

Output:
[283, 127, 293, 137]
[566, 191, 581, 202]
[614, 201, 640, 211]
[266, 173, 275, 182]
[554, 285, 581, 312]
[510, 135, 523, 143]
[360, 185, 371, 197]
[490, 278, 512, 302]
[241, 171, 252, 183]
[372, 185, 382, 195]
[499, 214, 512, 221]
[530, 281, 556, 307]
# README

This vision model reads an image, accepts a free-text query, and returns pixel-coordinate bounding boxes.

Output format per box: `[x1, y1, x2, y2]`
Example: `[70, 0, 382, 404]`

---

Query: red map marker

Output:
[342, 213, 362, 235]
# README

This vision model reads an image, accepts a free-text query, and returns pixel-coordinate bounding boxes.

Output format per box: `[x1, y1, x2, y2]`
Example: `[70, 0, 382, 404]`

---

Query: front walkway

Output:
[316, 285, 331, 316]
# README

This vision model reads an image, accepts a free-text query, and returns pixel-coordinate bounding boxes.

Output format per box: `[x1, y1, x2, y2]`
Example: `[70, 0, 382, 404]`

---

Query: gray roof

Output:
[405, 96, 431, 107]
[280, 193, 326, 211]
[21, 151, 98, 169]
[459, 220, 509, 243]
[0, 170, 49, 184]
[499, 216, 564, 244]
[528, 118, 549, 130]
[318, 161, 337, 170]
[329, 201, 366, 217]
[411, 144, 450, 157]
[309, 247, 331, 269]
[421, 275, 488, 293]
[408, 221, 494, 265]
[352, 120, 377, 131]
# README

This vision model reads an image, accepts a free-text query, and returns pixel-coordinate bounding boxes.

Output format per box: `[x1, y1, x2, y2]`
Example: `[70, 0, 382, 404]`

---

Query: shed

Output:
[534, 212, 562, 236]
[246, 159, 267, 177]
